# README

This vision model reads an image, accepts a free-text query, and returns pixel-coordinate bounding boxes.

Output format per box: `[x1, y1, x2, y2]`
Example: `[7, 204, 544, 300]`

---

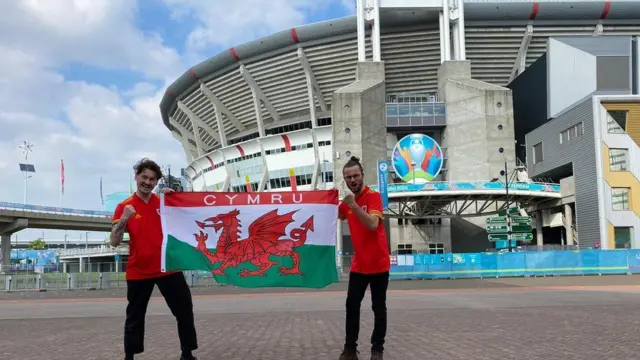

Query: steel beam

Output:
[239, 64, 280, 137]
[177, 101, 221, 146]
[171, 131, 197, 162]
[593, 23, 603, 36]
[199, 83, 246, 146]
[509, 25, 534, 83]
[170, 116, 201, 155]
[297, 48, 328, 128]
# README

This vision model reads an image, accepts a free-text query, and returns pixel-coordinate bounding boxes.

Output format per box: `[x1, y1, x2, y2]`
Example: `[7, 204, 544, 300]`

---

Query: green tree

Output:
[28, 238, 47, 250]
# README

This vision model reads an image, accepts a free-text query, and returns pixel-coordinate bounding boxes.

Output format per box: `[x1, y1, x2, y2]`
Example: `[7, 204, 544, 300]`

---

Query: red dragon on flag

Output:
[193, 208, 314, 278]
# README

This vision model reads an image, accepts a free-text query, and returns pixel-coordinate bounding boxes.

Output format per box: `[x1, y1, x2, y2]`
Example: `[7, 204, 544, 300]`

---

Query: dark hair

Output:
[133, 158, 163, 180]
[343, 156, 363, 174]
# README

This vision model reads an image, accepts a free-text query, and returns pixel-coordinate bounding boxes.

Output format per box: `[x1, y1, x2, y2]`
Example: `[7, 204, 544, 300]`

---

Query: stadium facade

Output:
[159, 0, 640, 254]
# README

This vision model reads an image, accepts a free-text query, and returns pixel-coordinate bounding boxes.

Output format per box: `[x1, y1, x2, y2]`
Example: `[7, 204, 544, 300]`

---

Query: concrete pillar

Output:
[565, 204, 574, 246]
[332, 62, 386, 191]
[62, 262, 68, 273]
[535, 210, 544, 246]
[79, 257, 84, 273]
[437, 60, 516, 250]
[0, 235, 10, 272]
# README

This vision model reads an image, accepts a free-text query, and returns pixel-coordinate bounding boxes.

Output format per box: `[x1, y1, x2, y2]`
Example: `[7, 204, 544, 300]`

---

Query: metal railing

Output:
[0, 201, 111, 217]
[57, 245, 129, 257]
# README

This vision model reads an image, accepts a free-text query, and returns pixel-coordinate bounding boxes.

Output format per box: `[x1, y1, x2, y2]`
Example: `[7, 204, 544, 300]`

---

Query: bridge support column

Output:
[535, 210, 544, 247]
[564, 204, 574, 246]
[1, 235, 10, 273]
[79, 257, 85, 273]
[0, 219, 28, 272]
[63, 262, 68, 273]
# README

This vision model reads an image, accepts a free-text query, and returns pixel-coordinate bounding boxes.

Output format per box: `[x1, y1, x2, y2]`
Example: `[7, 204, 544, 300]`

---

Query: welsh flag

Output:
[160, 190, 340, 288]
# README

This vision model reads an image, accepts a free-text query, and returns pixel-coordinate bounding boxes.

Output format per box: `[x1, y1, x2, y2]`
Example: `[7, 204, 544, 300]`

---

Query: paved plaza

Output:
[1, 276, 640, 359]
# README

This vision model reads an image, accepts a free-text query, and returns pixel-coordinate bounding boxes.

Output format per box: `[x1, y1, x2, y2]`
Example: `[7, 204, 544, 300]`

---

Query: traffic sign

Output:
[510, 216, 532, 224]
[488, 234, 509, 242]
[486, 225, 508, 233]
[511, 224, 532, 233]
[486, 216, 507, 224]
[498, 207, 520, 216]
[511, 233, 533, 241]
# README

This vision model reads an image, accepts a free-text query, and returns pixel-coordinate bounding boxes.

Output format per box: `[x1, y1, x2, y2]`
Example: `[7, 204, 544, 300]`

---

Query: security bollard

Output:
[191, 271, 195, 287]
[98, 273, 103, 290]
[36, 275, 42, 292]
[5, 275, 11, 292]
[67, 273, 72, 291]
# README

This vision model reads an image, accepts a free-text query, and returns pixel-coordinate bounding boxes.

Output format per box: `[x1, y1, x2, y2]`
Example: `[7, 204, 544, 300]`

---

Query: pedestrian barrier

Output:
[389, 249, 640, 279]
[4, 250, 640, 291]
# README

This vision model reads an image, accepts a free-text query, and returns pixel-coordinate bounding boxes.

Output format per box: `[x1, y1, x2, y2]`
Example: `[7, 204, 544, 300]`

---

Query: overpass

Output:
[0, 201, 112, 269]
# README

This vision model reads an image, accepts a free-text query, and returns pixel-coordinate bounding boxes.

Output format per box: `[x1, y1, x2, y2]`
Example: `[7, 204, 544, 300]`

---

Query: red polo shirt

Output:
[112, 193, 174, 280]
[339, 186, 390, 274]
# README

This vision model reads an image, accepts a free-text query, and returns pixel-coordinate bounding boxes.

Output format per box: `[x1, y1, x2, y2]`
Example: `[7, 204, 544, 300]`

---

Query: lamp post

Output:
[503, 161, 512, 252]
[17, 141, 35, 204]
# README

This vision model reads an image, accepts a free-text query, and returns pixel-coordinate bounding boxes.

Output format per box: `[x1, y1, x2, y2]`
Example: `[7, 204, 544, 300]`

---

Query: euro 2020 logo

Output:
[392, 133, 443, 184]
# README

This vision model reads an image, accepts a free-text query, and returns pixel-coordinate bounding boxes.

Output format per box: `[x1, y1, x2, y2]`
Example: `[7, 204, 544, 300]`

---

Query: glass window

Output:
[428, 243, 445, 254]
[609, 148, 629, 172]
[614, 227, 633, 249]
[533, 142, 543, 163]
[607, 110, 627, 133]
[611, 187, 630, 210]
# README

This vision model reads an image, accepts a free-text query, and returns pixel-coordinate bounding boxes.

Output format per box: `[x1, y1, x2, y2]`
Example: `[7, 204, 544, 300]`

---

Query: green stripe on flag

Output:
[165, 235, 339, 288]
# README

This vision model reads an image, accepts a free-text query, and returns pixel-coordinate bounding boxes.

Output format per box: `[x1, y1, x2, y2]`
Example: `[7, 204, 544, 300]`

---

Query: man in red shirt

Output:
[338, 156, 390, 360]
[110, 158, 198, 360]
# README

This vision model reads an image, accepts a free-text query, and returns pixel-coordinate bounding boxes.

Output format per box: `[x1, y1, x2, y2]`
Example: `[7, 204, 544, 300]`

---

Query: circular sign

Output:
[392, 133, 443, 183]
[379, 162, 388, 172]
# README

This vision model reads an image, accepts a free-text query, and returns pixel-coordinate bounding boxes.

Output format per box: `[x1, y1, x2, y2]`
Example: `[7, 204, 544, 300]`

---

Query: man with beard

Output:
[337, 156, 391, 360]
[110, 158, 198, 360]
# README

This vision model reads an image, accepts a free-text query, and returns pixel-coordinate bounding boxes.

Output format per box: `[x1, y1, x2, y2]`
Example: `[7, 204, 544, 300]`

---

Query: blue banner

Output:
[370, 181, 560, 194]
[389, 249, 635, 279]
[377, 160, 390, 211]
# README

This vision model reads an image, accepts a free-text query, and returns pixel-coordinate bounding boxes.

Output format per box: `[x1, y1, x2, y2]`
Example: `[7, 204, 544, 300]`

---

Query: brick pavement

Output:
[1, 281, 640, 360]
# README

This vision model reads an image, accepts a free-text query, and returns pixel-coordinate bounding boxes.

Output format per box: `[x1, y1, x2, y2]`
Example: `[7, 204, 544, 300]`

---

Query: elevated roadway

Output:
[0, 202, 112, 232]
[0, 202, 112, 269]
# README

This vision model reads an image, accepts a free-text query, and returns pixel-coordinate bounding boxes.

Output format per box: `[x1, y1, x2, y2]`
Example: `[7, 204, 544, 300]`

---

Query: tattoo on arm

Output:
[110, 220, 128, 246]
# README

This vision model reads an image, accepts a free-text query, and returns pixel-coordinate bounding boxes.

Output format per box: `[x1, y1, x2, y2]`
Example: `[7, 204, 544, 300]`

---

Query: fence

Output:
[3, 249, 640, 291]
[389, 249, 640, 280]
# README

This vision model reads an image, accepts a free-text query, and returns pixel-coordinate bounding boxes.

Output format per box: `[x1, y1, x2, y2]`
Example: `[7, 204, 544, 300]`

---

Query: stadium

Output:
[159, 0, 640, 254]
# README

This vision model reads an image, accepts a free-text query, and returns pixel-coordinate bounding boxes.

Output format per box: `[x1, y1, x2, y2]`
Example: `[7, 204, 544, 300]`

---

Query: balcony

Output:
[386, 102, 446, 128]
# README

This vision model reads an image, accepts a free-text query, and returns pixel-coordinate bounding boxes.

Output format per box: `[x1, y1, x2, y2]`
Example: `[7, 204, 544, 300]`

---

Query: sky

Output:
[0, 0, 354, 244]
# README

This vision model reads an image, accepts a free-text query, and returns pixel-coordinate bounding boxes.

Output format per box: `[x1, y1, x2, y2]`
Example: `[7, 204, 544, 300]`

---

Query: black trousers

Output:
[344, 271, 389, 352]
[124, 272, 198, 355]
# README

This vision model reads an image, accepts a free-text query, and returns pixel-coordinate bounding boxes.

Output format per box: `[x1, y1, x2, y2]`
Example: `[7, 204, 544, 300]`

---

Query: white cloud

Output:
[161, 0, 351, 62]
[0, 0, 184, 81]
[0, 0, 349, 244]
[0, 1, 186, 242]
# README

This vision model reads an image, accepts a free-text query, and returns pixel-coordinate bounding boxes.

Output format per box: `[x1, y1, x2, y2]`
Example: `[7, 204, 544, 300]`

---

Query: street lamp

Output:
[17, 141, 35, 204]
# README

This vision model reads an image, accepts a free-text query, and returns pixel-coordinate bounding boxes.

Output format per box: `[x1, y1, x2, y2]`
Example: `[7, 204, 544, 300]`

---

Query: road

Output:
[1, 275, 640, 359]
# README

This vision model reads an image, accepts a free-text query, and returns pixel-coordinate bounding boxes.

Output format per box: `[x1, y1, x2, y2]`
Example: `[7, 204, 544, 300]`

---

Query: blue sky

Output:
[59, 1, 353, 96]
[0, 0, 353, 243]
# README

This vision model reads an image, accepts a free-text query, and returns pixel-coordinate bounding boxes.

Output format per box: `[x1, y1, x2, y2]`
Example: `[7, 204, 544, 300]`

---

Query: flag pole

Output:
[60, 159, 64, 208]
[100, 176, 104, 211]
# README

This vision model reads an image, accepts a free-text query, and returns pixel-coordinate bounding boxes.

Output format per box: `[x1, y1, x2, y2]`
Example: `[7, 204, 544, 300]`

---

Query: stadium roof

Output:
[160, 0, 640, 154]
